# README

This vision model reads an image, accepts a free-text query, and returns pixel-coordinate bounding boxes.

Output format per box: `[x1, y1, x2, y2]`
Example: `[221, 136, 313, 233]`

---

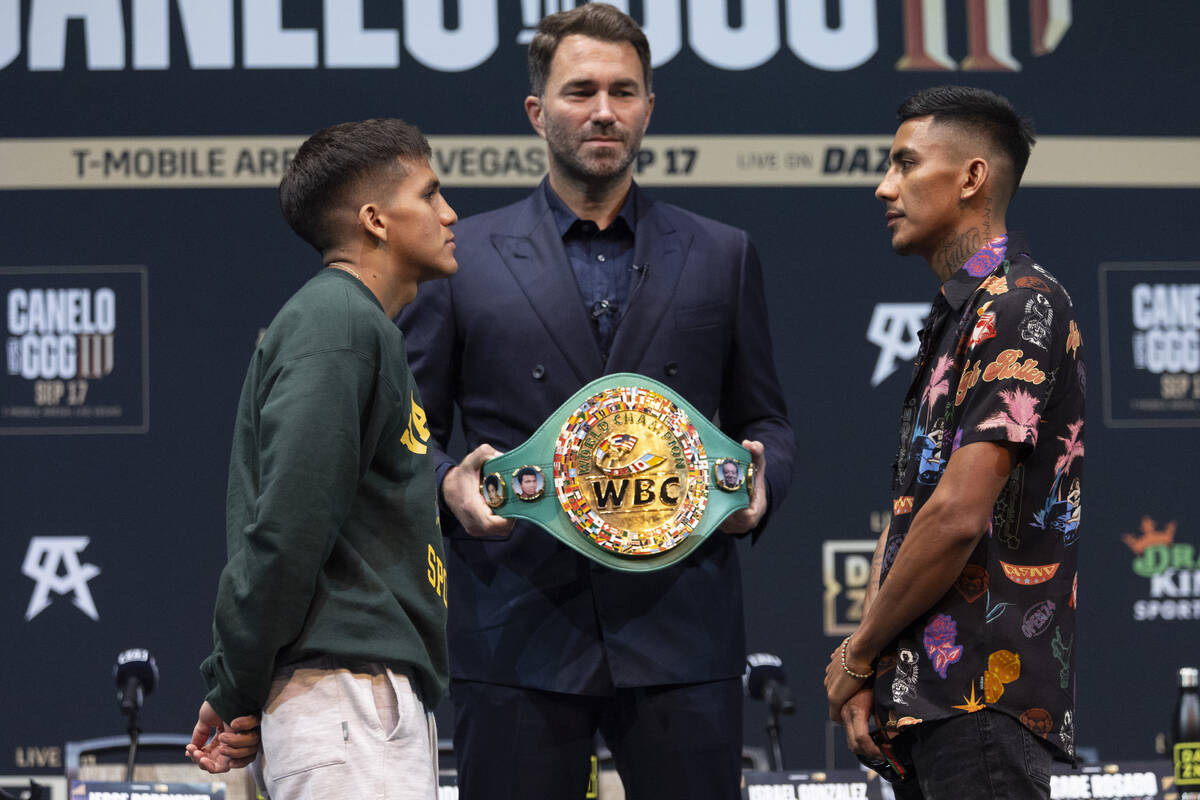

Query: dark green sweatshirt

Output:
[201, 268, 448, 721]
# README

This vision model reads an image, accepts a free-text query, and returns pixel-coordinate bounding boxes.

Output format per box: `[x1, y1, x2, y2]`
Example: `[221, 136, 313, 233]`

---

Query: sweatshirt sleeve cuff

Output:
[200, 653, 262, 722]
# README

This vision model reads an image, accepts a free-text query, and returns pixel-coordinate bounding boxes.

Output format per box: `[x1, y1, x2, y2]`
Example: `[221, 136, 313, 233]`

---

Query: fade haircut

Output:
[528, 2, 652, 96]
[279, 118, 431, 254]
[898, 86, 1036, 197]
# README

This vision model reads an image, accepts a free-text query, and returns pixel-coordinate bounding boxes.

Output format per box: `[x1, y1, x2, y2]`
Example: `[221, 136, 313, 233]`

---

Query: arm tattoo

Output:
[863, 527, 887, 614]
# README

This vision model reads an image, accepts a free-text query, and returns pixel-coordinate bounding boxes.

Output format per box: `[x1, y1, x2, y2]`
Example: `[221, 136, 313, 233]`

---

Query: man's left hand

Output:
[840, 686, 883, 760]
[185, 701, 261, 773]
[718, 440, 767, 534]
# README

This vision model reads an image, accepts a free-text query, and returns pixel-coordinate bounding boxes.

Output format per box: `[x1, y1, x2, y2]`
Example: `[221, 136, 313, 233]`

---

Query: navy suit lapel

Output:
[491, 192, 605, 383]
[609, 190, 690, 373]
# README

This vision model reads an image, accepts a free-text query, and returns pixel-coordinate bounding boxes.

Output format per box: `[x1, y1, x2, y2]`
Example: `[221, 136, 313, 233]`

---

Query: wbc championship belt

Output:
[478, 373, 753, 573]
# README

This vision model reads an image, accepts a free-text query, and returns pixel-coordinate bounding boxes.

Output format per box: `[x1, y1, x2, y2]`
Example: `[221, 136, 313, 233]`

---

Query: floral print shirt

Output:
[874, 233, 1084, 761]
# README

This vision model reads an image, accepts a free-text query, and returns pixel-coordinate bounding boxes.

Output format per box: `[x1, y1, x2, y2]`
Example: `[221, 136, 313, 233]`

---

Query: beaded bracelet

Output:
[840, 636, 872, 681]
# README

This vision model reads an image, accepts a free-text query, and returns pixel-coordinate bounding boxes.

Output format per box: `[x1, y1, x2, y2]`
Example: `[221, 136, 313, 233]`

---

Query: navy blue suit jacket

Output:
[399, 182, 795, 694]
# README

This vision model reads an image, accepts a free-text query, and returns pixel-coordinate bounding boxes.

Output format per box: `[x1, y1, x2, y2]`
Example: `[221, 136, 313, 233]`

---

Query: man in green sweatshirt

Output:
[187, 118, 457, 799]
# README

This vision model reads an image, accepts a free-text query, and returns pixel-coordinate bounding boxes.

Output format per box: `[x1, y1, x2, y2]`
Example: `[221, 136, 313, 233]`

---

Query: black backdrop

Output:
[2, 0, 1198, 777]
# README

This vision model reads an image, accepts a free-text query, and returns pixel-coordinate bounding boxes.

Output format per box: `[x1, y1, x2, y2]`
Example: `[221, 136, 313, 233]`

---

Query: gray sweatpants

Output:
[251, 659, 438, 800]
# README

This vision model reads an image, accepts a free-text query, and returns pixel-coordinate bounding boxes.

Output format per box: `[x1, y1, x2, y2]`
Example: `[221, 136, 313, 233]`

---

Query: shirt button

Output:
[532, 364, 545, 380]
[664, 361, 679, 376]
[597, 254, 606, 262]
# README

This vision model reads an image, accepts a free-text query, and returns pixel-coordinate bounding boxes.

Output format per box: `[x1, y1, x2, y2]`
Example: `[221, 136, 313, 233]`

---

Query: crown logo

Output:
[1121, 516, 1176, 555]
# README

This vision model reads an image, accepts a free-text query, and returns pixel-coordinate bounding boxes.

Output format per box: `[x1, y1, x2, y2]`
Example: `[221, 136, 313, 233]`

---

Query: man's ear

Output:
[358, 202, 387, 245]
[525, 95, 546, 139]
[961, 157, 990, 202]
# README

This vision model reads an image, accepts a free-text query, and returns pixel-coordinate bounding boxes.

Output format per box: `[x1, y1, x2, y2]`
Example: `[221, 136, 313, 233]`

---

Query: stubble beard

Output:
[545, 117, 643, 187]
[888, 225, 915, 257]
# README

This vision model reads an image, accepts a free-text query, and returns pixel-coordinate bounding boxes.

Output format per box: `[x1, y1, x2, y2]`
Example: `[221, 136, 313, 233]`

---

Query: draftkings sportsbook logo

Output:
[1, 267, 147, 433]
[1125, 516, 1199, 622]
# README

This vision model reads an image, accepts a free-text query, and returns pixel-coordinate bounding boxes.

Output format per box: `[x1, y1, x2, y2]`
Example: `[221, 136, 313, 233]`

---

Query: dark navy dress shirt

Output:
[543, 180, 639, 363]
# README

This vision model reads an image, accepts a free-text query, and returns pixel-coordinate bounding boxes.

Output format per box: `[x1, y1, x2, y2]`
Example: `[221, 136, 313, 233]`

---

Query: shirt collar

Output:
[542, 177, 638, 239]
[939, 233, 1011, 311]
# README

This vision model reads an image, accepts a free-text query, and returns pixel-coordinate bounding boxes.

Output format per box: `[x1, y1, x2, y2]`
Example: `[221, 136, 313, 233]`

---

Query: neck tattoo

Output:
[327, 262, 361, 281]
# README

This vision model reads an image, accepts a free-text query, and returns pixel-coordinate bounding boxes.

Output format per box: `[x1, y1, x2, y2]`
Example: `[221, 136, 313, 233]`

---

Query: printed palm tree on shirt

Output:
[1032, 418, 1085, 540]
[976, 386, 1041, 446]
[1052, 419, 1084, 477]
[920, 354, 955, 429]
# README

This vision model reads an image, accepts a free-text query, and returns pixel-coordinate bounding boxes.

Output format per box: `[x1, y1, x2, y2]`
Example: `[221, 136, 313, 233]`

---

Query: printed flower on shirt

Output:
[980, 273, 1009, 296]
[976, 387, 1041, 446]
[923, 613, 964, 678]
[963, 235, 1008, 278]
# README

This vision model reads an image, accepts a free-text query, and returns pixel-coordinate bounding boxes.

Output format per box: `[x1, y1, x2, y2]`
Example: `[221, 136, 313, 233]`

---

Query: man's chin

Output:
[418, 258, 458, 282]
[563, 153, 634, 182]
[584, 162, 630, 180]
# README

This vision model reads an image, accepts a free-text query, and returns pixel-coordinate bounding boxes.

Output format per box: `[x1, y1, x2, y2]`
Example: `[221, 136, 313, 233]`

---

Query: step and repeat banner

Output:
[2, 0, 1197, 784]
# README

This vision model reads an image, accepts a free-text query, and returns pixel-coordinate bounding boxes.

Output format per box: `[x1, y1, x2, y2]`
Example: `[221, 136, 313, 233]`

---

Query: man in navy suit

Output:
[399, 5, 795, 798]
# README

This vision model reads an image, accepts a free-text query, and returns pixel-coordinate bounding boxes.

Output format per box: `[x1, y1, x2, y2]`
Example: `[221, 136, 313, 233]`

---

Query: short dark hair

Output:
[279, 118, 431, 254]
[897, 86, 1036, 193]
[516, 467, 539, 481]
[528, 2, 652, 96]
[484, 474, 501, 491]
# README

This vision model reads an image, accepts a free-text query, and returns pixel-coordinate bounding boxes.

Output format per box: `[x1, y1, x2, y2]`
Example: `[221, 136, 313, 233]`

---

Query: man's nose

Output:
[592, 93, 616, 123]
[875, 171, 897, 201]
[440, 196, 458, 226]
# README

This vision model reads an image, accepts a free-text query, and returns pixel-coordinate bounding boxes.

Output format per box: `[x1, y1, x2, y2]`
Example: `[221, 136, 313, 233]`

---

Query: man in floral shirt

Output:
[825, 86, 1084, 799]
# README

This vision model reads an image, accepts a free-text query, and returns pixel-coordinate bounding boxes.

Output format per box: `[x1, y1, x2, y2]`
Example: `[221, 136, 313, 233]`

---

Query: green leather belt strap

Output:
[479, 373, 752, 573]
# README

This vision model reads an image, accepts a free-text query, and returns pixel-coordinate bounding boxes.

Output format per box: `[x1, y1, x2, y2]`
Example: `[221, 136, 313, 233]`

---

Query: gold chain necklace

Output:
[327, 262, 361, 280]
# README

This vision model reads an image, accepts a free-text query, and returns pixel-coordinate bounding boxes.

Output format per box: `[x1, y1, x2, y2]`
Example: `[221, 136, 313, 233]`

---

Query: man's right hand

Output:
[840, 686, 883, 761]
[443, 443, 516, 538]
[186, 701, 261, 773]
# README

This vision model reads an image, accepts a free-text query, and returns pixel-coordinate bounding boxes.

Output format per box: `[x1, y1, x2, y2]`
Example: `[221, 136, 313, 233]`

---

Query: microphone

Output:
[631, 262, 651, 289]
[743, 652, 796, 714]
[114, 648, 158, 717]
[624, 263, 651, 312]
[590, 298, 616, 319]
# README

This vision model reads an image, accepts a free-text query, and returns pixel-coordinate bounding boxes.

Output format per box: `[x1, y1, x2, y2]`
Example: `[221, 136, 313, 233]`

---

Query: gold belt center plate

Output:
[553, 386, 709, 556]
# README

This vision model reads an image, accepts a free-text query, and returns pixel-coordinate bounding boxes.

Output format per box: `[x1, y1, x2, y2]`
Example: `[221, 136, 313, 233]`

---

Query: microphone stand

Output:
[764, 684, 786, 770]
[123, 705, 141, 782]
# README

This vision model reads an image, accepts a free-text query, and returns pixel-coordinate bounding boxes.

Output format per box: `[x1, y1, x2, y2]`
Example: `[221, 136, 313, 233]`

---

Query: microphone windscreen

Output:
[114, 648, 159, 695]
[743, 652, 788, 700]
